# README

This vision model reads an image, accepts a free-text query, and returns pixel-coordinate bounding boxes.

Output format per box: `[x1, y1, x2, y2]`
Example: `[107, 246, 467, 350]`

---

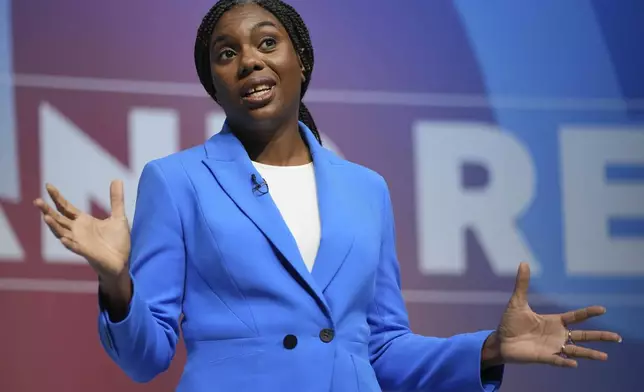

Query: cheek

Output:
[211, 71, 237, 102]
[276, 60, 303, 97]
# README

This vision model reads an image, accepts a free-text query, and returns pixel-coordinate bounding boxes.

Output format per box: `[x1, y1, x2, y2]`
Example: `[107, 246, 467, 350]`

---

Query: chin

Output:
[231, 109, 279, 134]
[247, 102, 280, 117]
[246, 99, 290, 124]
[226, 95, 296, 132]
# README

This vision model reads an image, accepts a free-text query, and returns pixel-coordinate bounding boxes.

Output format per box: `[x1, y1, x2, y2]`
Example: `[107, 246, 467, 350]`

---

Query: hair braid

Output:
[194, 0, 321, 144]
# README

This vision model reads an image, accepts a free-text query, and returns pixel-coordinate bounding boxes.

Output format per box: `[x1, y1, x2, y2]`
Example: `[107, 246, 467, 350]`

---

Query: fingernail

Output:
[618, 337, 623, 343]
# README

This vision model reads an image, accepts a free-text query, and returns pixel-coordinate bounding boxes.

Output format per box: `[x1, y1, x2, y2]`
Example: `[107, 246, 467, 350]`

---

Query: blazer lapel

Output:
[302, 125, 355, 293]
[202, 124, 331, 313]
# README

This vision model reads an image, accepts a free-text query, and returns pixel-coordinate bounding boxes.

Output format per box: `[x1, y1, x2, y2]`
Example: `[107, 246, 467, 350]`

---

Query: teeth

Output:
[247, 85, 271, 95]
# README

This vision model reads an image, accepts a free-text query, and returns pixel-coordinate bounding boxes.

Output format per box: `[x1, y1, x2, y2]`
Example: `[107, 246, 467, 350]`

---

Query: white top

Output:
[252, 161, 321, 272]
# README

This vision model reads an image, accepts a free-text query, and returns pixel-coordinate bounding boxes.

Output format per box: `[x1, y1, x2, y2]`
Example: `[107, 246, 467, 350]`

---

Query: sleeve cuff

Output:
[478, 331, 504, 391]
[98, 274, 135, 325]
[97, 274, 139, 357]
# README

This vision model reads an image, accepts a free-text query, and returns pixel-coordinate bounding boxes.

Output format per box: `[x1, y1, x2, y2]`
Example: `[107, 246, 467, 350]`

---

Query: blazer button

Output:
[319, 328, 335, 343]
[283, 334, 298, 350]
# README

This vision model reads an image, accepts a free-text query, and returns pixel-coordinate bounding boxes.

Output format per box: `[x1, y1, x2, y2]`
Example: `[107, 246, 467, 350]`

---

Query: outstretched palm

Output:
[34, 181, 131, 279]
[495, 263, 621, 368]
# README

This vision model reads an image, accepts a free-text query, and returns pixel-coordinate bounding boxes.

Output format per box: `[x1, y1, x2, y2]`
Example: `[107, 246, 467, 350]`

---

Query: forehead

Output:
[211, 4, 284, 38]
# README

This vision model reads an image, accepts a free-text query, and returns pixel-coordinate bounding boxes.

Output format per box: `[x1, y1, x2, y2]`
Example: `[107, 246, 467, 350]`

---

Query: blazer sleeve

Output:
[97, 161, 186, 383]
[367, 180, 504, 392]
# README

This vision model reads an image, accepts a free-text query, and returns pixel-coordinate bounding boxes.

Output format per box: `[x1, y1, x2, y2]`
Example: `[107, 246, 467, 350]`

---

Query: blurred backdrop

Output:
[1, 0, 643, 391]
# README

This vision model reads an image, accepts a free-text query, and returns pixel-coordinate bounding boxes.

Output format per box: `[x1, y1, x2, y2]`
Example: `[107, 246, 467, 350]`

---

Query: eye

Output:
[259, 37, 277, 50]
[218, 48, 236, 61]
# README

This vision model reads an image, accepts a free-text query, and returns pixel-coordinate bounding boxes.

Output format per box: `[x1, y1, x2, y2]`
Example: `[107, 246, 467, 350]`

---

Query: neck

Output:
[233, 117, 312, 166]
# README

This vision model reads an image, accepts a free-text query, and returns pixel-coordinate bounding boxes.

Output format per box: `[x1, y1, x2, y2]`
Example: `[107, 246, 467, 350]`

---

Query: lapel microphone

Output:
[251, 174, 269, 196]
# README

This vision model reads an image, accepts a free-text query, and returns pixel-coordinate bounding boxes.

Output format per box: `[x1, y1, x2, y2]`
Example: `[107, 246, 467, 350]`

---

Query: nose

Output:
[238, 47, 264, 78]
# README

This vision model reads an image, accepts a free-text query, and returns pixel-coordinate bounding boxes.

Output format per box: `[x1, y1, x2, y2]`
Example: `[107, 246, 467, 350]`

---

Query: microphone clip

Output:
[251, 174, 269, 196]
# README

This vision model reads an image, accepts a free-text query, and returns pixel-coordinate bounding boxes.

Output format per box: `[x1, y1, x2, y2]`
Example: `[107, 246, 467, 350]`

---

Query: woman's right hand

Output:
[34, 180, 132, 281]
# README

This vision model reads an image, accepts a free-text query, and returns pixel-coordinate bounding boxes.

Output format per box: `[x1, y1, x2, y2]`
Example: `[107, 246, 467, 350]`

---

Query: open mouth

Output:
[241, 82, 276, 106]
[243, 84, 275, 99]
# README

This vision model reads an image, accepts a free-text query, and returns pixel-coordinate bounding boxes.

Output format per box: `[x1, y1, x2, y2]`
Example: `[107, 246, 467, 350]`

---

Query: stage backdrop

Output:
[1, 0, 643, 391]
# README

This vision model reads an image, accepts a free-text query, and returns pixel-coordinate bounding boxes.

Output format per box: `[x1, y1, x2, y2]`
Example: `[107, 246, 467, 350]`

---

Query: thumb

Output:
[511, 262, 531, 304]
[109, 180, 126, 218]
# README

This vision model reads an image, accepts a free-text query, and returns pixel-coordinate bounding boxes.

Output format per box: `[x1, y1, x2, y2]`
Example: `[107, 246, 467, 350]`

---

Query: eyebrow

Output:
[211, 20, 279, 50]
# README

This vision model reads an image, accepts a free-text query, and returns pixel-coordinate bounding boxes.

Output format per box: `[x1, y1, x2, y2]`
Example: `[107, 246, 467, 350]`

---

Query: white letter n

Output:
[39, 102, 179, 263]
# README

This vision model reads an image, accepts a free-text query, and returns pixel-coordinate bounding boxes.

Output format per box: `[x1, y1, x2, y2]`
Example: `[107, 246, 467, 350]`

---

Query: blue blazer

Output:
[98, 122, 503, 391]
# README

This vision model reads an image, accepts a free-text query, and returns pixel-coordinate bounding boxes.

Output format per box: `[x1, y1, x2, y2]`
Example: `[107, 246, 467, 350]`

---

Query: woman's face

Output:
[209, 4, 304, 133]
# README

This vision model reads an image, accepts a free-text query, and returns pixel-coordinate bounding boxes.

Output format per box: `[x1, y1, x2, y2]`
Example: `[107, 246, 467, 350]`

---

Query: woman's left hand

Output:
[483, 262, 622, 368]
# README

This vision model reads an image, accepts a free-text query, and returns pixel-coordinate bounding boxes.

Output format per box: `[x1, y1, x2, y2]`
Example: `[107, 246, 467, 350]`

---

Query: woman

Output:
[34, 0, 621, 391]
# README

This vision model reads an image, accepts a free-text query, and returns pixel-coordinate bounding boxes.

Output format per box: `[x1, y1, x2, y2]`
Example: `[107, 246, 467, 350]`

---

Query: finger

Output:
[60, 237, 80, 253]
[511, 262, 531, 303]
[562, 344, 608, 361]
[34, 199, 73, 229]
[548, 353, 578, 368]
[109, 180, 126, 219]
[561, 306, 606, 325]
[43, 215, 72, 240]
[46, 183, 80, 219]
[570, 330, 622, 343]
[33, 198, 52, 215]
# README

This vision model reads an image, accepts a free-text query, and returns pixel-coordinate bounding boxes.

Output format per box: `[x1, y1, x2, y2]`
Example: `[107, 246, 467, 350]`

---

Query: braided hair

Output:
[194, 0, 321, 144]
